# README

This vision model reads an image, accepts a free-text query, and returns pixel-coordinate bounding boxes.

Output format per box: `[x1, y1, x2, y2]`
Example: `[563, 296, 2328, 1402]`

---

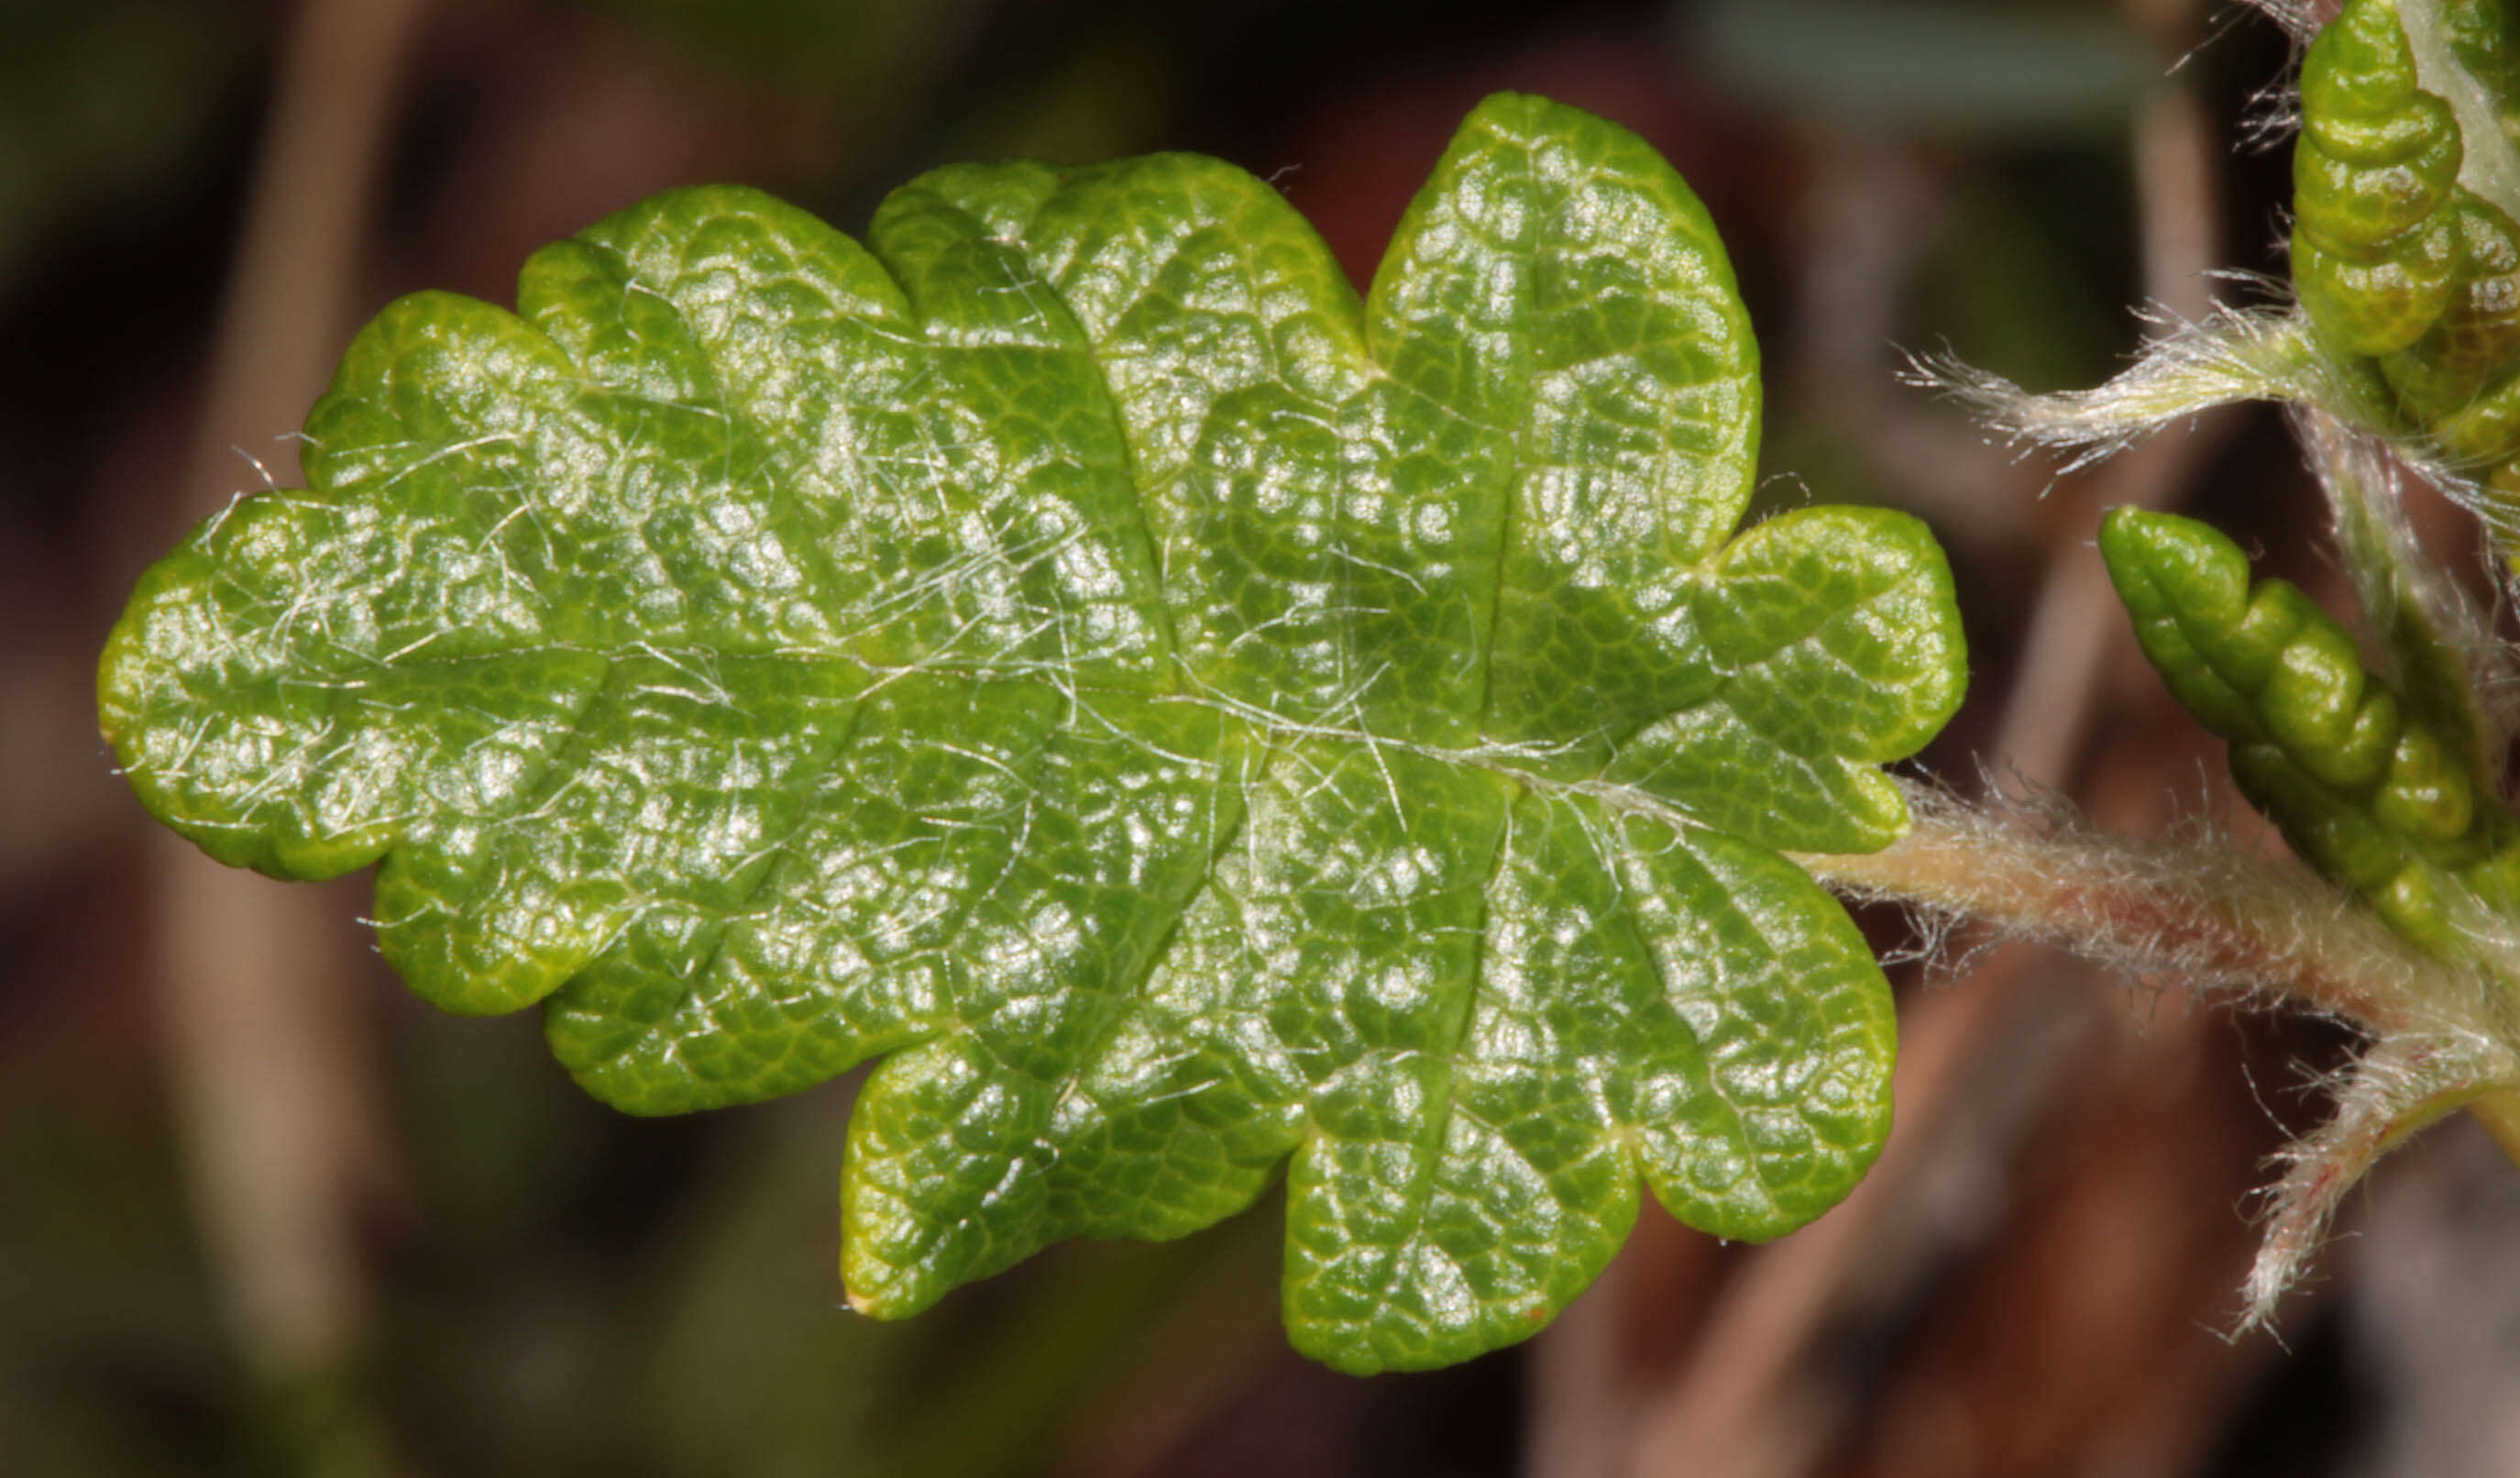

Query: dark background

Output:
[9, 0, 2520, 1473]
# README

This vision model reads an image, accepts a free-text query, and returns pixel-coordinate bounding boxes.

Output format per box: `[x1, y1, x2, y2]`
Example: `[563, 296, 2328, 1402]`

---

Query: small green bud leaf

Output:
[2100, 505, 2520, 954]
[2296, 0, 2520, 504]
[99, 94, 1965, 1373]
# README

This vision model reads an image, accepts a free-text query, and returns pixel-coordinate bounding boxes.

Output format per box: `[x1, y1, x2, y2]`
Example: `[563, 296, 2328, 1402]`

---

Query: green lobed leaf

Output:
[2099, 506, 2520, 953]
[97, 94, 1965, 1373]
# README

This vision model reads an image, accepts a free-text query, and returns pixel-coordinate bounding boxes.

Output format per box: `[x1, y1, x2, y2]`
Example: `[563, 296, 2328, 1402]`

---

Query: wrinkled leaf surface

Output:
[100, 94, 1964, 1371]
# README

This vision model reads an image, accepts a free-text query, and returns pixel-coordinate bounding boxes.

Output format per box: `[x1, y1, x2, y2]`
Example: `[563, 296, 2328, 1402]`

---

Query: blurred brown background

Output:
[11, 0, 2520, 1473]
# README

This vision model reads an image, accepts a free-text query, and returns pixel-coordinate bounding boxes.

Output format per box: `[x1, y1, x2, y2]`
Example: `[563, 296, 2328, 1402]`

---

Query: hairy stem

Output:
[1799, 790, 2520, 1196]
[1795, 793, 2443, 1035]
[2463, 1087, 2520, 1169]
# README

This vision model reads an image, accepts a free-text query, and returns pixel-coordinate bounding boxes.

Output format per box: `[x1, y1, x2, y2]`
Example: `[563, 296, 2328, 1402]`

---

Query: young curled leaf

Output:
[1927, 4, 2520, 564]
[2099, 506, 2520, 954]
[2292, 0, 2467, 359]
[2295, 0, 2520, 508]
[98, 94, 1964, 1373]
